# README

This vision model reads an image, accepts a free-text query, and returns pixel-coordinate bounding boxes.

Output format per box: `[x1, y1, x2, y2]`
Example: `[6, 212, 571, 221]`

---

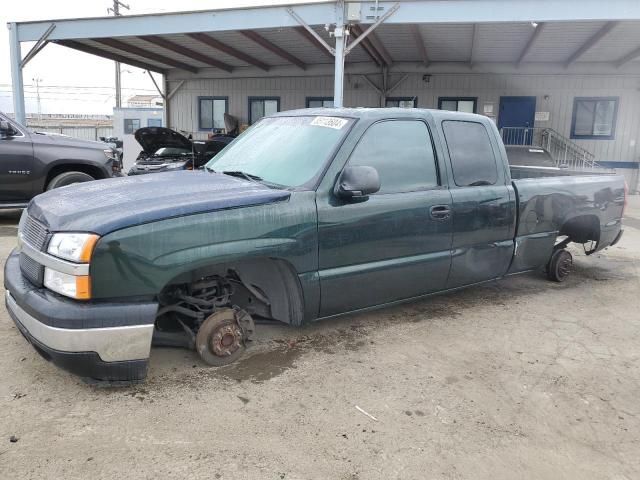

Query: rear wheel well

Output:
[159, 258, 305, 327]
[45, 163, 105, 188]
[559, 215, 600, 244]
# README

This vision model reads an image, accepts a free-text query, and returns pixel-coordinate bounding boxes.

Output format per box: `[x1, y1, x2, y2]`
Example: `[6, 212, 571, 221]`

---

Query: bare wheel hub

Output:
[210, 323, 243, 357]
[195, 307, 254, 366]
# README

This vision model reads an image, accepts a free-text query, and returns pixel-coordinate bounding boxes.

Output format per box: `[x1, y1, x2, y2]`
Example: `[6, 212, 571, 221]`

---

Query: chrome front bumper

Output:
[6, 290, 153, 362]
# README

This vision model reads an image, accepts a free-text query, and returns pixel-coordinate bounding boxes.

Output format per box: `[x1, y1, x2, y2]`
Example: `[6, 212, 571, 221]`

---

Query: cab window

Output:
[347, 120, 439, 194]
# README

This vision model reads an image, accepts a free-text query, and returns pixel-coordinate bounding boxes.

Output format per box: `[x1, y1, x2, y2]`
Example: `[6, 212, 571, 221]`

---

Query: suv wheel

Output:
[46, 171, 95, 190]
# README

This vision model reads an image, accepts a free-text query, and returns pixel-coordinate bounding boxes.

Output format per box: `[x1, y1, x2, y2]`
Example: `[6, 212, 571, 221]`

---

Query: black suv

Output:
[0, 112, 122, 209]
[128, 127, 234, 175]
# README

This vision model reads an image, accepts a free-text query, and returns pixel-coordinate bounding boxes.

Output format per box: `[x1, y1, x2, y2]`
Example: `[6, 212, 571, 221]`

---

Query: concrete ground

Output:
[1, 198, 639, 480]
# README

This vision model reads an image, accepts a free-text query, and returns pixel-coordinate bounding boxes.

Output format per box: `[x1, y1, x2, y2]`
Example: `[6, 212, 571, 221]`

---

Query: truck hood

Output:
[31, 131, 109, 150]
[134, 127, 192, 155]
[27, 171, 291, 235]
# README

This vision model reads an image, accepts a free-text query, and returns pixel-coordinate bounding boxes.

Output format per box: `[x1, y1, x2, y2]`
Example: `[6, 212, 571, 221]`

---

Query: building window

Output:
[249, 97, 280, 125]
[124, 118, 140, 134]
[442, 120, 498, 187]
[348, 120, 439, 194]
[571, 97, 618, 139]
[306, 97, 334, 108]
[198, 96, 228, 132]
[147, 118, 162, 127]
[438, 97, 477, 114]
[385, 97, 417, 108]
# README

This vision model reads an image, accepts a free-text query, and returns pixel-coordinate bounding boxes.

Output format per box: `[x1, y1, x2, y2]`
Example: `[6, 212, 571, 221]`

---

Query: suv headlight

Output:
[47, 233, 99, 263]
[165, 161, 189, 170]
[103, 148, 116, 161]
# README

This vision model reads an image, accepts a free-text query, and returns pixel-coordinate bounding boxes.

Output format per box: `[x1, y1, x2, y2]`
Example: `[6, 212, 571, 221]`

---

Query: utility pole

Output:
[32, 77, 43, 121]
[107, 0, 130, 108]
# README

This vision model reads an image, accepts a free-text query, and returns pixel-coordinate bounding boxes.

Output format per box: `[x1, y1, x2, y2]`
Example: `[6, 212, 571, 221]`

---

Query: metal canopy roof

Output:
[21, 19, 640, 74]
[8, 0, 640, 122]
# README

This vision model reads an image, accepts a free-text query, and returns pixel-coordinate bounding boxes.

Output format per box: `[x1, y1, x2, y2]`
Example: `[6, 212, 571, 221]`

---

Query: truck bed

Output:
[510, 164, 616, 179]
[508, 173, 626, 273]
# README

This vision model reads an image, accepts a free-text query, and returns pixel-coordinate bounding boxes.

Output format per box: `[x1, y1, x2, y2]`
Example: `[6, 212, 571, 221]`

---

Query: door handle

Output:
[430, 205, 451, 220]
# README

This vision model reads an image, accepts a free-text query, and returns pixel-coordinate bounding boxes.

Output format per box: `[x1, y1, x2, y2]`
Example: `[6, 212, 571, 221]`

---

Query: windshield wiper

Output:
[221, 170, 263, 183]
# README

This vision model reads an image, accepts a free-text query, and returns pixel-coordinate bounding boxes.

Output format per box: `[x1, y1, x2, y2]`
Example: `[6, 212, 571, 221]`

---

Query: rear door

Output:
[317, 118, 453, 317]
[440, 119, 516, 288]
[0, 118, 35, 202]
[498, 96, 536, 145]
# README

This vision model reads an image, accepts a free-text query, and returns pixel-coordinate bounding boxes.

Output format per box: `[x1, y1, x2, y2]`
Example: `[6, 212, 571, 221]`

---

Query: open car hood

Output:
[134, 127, 192, 154]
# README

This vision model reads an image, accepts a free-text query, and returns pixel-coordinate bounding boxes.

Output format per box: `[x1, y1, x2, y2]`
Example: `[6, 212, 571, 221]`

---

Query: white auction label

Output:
[310, 116, 348, 129]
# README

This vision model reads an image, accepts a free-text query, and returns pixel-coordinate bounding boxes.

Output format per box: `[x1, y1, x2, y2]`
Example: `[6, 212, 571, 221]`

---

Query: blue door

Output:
[498, 96, 536, 145]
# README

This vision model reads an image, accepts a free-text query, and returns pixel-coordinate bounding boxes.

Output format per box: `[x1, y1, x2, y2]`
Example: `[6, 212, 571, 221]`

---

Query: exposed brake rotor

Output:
[195, 307, 255, 366]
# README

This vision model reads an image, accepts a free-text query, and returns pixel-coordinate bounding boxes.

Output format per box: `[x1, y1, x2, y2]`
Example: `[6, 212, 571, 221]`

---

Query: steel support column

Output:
[333, 31, 346, 107]
[8, 23, 26, 124]
[333, 2, 346, 107]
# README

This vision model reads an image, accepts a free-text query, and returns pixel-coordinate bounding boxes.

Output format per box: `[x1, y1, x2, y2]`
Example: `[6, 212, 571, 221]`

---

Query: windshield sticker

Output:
[310, 116, 348, 129]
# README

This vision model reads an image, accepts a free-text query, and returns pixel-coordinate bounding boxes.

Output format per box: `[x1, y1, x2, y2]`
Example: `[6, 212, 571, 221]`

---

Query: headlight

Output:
[44, 268, 91, 300]
[103, 148, 117, 161]
[164, 161, 189, 170]
[47, 233, 99, 263]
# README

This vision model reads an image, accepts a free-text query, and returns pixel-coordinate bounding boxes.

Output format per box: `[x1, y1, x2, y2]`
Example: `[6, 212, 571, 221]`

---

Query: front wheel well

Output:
[44, 163, 106, 188]
[158, 258, 305, 326]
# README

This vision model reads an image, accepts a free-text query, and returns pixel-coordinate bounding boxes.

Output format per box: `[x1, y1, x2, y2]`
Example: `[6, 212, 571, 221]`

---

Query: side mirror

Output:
[0, 120, 13, 138]
[336, 165, 380, 199]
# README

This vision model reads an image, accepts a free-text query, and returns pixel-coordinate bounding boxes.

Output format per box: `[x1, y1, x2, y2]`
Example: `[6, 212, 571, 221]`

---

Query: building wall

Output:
[168, 73, 640, 188]
[113, 107, 164, 170]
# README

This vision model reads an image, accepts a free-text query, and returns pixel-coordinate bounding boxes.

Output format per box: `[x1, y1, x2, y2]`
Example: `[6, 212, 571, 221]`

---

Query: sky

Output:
[1, 0, 326, 116]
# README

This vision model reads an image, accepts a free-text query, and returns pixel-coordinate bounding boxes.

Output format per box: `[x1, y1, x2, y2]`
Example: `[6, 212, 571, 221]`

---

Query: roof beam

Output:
[565, 21, 619, 67]
[187, 33, 270, 71]
[364, 30, 393, 66]
[294, 26, 334, 60]
[21, 23, 55, 68]
[516, 22, 545, 66]
[615, 45, 640, 68]
[358, 0, 640, 24]
[410, 24, 429, 67]
[469, 24, 479, 67]
[138, 35, 233, 72]
[92, 37, 198, 73]
[239, 30, 306, 70]
[350, 26, 383, 66]
[16, 3, 336, 42]
[351, 24, 393, 66]
[55, 40, 165, 73]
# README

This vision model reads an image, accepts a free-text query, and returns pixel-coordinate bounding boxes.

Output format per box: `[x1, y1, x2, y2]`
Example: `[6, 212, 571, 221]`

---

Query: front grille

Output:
[22, 215, 48, 250]
[20, 252, 44, 286]
[19, 214, 48, 287]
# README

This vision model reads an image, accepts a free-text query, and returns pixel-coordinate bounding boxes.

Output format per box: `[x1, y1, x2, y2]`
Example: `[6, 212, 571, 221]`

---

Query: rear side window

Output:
[348, 120, 439, 194]
[442, 120, 498, 186]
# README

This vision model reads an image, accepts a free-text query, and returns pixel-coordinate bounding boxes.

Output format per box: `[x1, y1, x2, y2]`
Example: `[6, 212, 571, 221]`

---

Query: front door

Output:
[317, 118, 453, 317]
[0, 120, 34, 203]
[498, 96, 536, 145]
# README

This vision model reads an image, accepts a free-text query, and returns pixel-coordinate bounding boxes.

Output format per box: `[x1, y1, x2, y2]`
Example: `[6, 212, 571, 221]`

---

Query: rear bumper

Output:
[4, 250, 157, 384]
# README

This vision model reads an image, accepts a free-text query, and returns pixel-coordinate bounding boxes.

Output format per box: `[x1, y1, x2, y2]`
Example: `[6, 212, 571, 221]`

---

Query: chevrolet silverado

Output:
[4, 108, 625, 384]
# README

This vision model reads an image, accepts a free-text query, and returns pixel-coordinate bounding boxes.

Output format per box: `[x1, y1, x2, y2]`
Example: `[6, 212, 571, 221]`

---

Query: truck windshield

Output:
[206, 115, 353, 188]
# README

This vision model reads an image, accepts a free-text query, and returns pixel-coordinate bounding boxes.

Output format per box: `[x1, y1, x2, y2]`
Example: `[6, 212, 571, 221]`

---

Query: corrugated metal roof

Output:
[51, 20, 640, 74]
[579, 20, 640, 62]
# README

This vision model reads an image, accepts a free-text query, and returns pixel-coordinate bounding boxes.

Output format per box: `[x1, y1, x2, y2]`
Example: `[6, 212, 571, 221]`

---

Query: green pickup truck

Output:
[4, 108, 626, 384]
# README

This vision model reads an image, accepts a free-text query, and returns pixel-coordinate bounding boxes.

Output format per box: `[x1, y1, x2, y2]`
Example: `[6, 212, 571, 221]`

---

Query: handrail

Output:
[500, 126, 599, 170]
